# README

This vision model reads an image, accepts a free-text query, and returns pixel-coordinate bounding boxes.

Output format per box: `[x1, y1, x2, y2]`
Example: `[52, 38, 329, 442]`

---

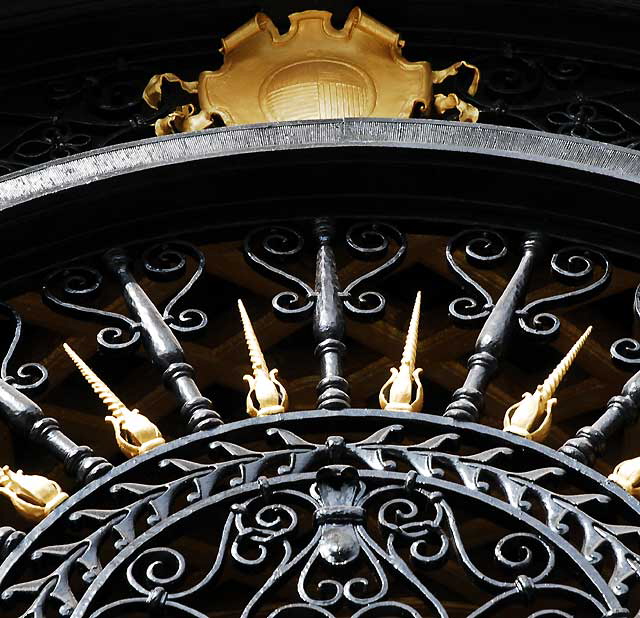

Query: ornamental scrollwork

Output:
[517, 246, 611, 338]
[446, 229, 508, 324]
[243, 221, 407, 321]
[103, 466, 588, 618]
[0, 302, 48, 393]
[42, 266, 142, 353]
[611, 283, 640, 368]
[0, 415, 637, 617]
[447, 233, 611, 339]
[142, 241, 208, 334]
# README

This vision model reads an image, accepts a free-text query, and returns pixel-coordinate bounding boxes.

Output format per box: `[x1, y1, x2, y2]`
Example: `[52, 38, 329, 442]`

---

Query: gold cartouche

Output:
[238, 299, 288, 416]
[379, 291, 424, 413]
[503, 326, 592, 442]
[143, 8, 480, 133]
[0, 466, 68, 522]
[63, 343, 165, 458]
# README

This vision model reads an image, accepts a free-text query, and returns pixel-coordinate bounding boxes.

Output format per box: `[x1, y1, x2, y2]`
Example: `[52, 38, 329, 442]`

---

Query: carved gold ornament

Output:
[238, 299, 288, 417]
[609, 456, 640, 497]
[379, 291, 424, 412]
[0, 466, 68, 522]
[504, 326, 592, 443]
[63, 344, 165, 458]
[143, 7, 480, 134]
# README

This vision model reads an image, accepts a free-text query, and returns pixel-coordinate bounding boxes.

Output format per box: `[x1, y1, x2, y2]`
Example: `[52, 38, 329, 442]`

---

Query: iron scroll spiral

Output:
[446, 229, 508, 324]
[517, 246, 610, 338]
[0, 302, 48, 392]
[42, 266, 141, 352]
[143, 241, 208, 334]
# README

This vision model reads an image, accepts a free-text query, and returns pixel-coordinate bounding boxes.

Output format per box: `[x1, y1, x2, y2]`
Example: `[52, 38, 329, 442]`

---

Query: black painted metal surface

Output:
[2, 3, 640, 615]
[0, 218, 636, 614]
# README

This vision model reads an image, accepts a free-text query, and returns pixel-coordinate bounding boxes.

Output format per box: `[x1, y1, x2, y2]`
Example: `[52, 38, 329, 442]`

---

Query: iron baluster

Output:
[313, 218, 350, 410]
[103, 248, 221, 433]
[0, 301, 110, 484]
[243, 220, 405, 411]
[560, 369, 640, 465]
[445, 233, 546, 422]
[0, 379, 111, 484]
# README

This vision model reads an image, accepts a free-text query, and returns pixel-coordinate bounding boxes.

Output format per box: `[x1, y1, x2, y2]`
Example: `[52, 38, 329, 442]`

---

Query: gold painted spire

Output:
[63, 343, 127, 415]
[504, 326, 592, 442]
[238, 299, 288, 416]
[0, 465, 68, 522]
[63, 343, 165, 458]
[379, 292, 424, 413]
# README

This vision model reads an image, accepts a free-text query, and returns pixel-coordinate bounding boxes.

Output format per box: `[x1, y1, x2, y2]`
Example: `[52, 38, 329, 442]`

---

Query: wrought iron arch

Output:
[1, 121, 640, 289]
[1, 410, 639, 617]
[2, 2, 640, 616]
[0, 124, 639, 615]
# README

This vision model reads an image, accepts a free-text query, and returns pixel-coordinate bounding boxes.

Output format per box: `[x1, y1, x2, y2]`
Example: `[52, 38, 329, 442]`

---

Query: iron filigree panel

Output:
[0, 411, 638, 617]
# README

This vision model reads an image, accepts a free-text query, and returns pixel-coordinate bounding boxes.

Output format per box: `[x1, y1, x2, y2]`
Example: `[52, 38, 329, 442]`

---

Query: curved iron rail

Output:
[3, 119, 640, 207]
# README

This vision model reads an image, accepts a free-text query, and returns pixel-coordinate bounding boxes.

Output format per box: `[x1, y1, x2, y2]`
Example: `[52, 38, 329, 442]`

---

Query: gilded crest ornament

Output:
[238, 299, 288, 416]
[0, 466, 68, 522]
[503, 326, 592, 442]
[379, 291, 424, 412]
[63, 344, 165, 458]
[143, 7, 480, 134]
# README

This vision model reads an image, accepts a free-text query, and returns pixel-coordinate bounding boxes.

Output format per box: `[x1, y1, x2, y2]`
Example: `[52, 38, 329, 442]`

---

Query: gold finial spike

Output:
[540, 326, 593, 402]
[63, 343, 127, 415]
[237, 300, 267, 373]
[504, 326, 592, 442]
[0, 465, 68, 522]
[609, 456, 640, 498]
[401, 291, 421, 370]
[63, 343, 165, 458]
[238, 300, 288, 417]
[379, 292, 424, 413]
